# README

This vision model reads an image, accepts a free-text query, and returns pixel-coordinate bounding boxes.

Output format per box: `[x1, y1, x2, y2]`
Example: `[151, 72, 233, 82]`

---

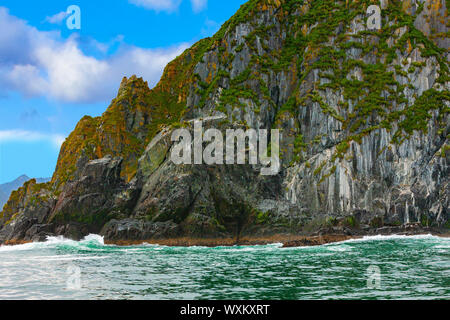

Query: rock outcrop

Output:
[0, 175, 50, 210]
[0, 0, 448, 245]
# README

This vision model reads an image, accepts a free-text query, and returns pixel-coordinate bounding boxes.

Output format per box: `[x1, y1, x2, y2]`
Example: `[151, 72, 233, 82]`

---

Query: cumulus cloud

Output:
[0, 8, 58, 67]
[0, 7, 189, 103]
[128, 0, 182, 12]
[190, 0, 208, 13]
[0, 130, 65, 149]
[129, 0, 208, 13]
[44, 11, 69, 25]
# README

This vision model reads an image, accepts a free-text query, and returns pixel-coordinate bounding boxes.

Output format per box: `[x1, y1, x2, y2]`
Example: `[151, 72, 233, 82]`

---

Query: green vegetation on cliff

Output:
[1, 0, 448, 234]
[189, 0, 449, 176]
[51, 0, 447, 190]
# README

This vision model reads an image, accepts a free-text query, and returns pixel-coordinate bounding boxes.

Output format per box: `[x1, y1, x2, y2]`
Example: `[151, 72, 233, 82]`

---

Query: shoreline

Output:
[104, 225, 449, 247]
[2, 228, 449, 248]
[105, 230, 449, 248]
[104, 234, 356, 247]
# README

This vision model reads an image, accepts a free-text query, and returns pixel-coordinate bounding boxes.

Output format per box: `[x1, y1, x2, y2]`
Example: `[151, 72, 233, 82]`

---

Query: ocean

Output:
[0, 234, 448, 300]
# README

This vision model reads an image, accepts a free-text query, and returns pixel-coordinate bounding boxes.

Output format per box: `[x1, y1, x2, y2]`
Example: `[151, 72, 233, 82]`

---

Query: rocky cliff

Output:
[0, 0, 449, 245]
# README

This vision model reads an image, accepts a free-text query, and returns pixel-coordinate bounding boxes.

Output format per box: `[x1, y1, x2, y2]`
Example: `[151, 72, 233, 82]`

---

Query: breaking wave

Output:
[0, 234, 105, 252]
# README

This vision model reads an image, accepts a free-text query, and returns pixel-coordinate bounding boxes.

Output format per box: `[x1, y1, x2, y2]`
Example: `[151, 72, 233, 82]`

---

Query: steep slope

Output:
[0, 0, 448, 244]
[53, 76, 183, 185]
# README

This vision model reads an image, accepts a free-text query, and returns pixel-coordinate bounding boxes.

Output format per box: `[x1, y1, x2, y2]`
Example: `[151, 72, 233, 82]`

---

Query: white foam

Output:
[335, 233, 449, 244]
[30, 255, 109, 261]
[1, 233, 447, 253]
[219, 243, 283, 252]
[0, 242, 42, 252]
[279, 234, 449, 250]
[0, 234, 105, 253]
[82, 234, 105, 244]
[325, 244, 352, 252]
[45, 233, 104, 245]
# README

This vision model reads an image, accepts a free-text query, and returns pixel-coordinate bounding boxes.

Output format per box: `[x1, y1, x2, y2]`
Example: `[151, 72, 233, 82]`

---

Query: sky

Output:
[0, 0, 247, 183]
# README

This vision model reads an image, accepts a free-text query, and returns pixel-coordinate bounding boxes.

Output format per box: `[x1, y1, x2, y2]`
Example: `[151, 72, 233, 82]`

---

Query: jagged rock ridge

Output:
[0, 175, 50, 211]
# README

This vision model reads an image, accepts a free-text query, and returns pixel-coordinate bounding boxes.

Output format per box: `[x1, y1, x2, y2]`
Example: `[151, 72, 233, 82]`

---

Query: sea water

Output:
[0, 234, 448, 299]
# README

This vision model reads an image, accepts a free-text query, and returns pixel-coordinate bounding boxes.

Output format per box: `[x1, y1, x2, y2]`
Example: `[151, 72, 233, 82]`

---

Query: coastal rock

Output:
[0, 0, 448, 245]
[100, 219, 180, 241]
[49, 155, 137, 235]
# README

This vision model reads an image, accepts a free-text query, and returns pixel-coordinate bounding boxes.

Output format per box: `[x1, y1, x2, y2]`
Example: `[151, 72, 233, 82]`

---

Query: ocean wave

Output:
[1, 233, 448, 253]
[214, 243, 284, 252]
[279, 234, 450, 251]
[0, 242, 43, 252]
[324, 244, 352, 252]
[339, 234, 449, 244]
[0, 234, 105, 253]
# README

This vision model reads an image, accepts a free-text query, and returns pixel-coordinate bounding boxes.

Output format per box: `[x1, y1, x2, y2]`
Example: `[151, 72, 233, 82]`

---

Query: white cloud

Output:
[44, 11, 69, 25]
[0, 130, 66, 149]
[0, 8, 59, 67]
[129, 0, 208, 13]
[0, 7, 189, 103]
[190, 0, 208, 12]
[7, 64, 49, 97]
[34, 39, 110, 102]
[129, 0, 182, 12]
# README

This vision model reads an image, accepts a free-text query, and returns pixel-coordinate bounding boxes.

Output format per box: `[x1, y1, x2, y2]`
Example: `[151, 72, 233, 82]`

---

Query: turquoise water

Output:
[0, 234, 448, 300]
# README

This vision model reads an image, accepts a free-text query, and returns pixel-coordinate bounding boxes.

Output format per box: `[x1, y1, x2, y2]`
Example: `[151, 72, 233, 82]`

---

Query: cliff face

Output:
[0, 0, 449, 244]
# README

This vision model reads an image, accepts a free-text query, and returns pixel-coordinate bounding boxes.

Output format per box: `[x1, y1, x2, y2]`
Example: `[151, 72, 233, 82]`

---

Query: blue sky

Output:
[0, 0, 247, 183]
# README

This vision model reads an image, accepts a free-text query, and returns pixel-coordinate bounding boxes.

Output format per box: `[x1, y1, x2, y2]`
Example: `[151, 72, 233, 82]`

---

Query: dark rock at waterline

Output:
[100, 219, 180, 241]
[282, 235, 353, 247]
[31, 232, 55, 243]
[54, 223, 91, 241]
[25, 224, 54, 241]
[0, 0, 448, 244]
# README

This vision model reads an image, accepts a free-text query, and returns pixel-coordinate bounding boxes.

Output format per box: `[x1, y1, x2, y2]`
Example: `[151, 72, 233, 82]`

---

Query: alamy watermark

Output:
[61, 2, 381, 31]
[66, 264, 82, 290]
[63, 5, 81, 30]
[170, 120, 280, 176]
[366, 265, 381, 289]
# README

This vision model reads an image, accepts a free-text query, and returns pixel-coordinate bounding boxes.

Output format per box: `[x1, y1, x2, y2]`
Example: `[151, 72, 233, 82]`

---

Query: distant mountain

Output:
[0, 190, 7, 211]
[0, 175, 50, 210]
[0, 175, 30, 193]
